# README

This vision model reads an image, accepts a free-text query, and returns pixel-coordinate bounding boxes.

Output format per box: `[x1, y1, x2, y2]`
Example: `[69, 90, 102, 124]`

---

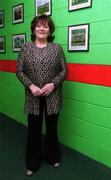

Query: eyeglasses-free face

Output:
[34, 21, 50, 41]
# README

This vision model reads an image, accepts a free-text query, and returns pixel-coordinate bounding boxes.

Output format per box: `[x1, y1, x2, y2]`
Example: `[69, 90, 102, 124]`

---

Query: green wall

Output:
[0, 0, 111, 168]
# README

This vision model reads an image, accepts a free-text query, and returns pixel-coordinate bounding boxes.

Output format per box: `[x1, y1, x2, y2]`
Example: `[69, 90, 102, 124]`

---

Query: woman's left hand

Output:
[41, 83, 55, 96]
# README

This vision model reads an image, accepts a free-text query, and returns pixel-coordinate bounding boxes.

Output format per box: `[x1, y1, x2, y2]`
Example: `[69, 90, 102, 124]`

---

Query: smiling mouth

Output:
[39, 33, 46, 35]
[39, 32, 46, 34]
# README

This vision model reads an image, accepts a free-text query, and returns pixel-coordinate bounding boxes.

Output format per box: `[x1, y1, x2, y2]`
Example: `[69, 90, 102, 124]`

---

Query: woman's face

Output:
[34, 21, 50, 41]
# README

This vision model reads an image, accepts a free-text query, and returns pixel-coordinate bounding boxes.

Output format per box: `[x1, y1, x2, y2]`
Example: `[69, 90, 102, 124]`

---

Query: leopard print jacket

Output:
[16, 42, 67, 115]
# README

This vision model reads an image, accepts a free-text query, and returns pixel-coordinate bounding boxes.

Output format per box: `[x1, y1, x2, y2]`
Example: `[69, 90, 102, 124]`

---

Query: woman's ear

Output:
[48, 31, 50, 37]
[33, 29, 35, 35]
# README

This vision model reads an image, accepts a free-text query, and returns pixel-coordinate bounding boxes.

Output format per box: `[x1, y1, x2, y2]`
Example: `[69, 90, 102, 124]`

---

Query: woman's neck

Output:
[35, 38, 48, 48]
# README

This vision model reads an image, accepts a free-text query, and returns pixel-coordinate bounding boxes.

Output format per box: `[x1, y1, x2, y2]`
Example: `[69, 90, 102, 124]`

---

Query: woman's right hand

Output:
[29, 84, 42, 96]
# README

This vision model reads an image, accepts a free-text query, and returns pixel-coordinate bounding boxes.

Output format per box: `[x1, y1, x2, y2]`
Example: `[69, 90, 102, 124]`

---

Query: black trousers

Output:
[25, 97, 60, 172]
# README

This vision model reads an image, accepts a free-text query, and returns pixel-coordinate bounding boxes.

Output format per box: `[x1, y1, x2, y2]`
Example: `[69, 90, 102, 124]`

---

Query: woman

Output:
[16, 14, 67, 176]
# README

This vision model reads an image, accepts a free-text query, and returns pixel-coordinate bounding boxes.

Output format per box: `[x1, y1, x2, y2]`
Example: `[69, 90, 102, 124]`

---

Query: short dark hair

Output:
[31, 14, 55, 42]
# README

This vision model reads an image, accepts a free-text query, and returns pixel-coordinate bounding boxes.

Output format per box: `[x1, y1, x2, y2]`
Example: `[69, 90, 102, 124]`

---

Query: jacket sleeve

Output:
[52, 46, 67, 88]
[16, 43, 33, 88]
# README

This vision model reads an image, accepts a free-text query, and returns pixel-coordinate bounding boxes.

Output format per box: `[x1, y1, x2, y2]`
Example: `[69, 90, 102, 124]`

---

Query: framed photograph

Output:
[69, 0, 92, 11]
[12, 3, 24, 24]
[12, 34, 26, 52]
[0, 37, 5, 53]
[68, 24, 89, 51]
[35, 0, 52, 16]
[0, 10, 4, 28]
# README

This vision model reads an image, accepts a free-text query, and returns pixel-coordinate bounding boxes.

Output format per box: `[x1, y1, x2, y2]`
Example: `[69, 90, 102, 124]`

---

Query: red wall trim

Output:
[0, 60, 16, 73]
[0, 60, 111, 87]
[67, 63, 111, 87]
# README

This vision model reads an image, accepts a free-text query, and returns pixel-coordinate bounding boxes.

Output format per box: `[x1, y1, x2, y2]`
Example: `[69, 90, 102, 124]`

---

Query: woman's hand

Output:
[41, 83, 55, 96]
[29, 84, 42, 96]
